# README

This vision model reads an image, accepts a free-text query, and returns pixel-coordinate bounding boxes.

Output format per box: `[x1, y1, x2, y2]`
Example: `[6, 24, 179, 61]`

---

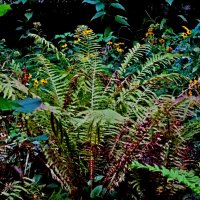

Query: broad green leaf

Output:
[15, 0, 28, 4]
[95, 2, 105, 11]
[193, 47, 200, 53]
[13, 98, 42, 113]
[90, 185, 103, 198]
[82, 0, 100, 4]
[28, 134, 48, 141]
[91, 11, 106, 21]
[0, 97, 20, 111]
[110, 3, 125, 11]
[104, 26, 112, 37]
[115, 15, 129, 26]
[33, 174, 42, 183]
[24, 12, 33, 21]
[165, 0, 174, 6]
[0, 4, 12, 17]
[160, 18, 167, 30]
[178, 15, 188, 22]
[94, 175, 104, 182]
[16, 26, 23, 31]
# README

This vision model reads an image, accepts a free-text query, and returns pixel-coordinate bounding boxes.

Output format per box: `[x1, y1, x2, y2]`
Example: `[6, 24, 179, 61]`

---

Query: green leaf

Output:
[94, 175, 104, 182]
[165, 0, 174, 6]
[95, 2, 105, 11]
[110, 3, 125, 11]
[90, 185, 103, 198]
[104, 26, 112, 37]
[193, 47, 200, 53]
[114, 15, 129, 26]
[33, 174, 42, 183]
[91, 11, 106, 21]
[16, 26, 23, 31]
[15, 0, 28, 4]
[24, 12, 33, 21]
[0, 97, 20, 111]
[29, 134, 48, 141]
[82, 0, 100, 4]
[0, 4, 12, 17]
[178, 15, 188, 23]
[160, 18, 167, 30]
[13, 98, 42, 113]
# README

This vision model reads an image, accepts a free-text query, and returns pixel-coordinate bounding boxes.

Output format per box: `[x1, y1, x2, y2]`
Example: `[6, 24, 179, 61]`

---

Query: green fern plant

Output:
[130, 160, 200, 196]
[15, 26, 200, 200]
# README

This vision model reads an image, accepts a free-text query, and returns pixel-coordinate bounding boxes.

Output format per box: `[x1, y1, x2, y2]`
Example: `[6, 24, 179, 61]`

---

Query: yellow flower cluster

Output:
[74, 38, 81, 44]
[61, 43, 67, 48]
[106, 41, 124, 53]
[114, 42, 124, 53]
[34, 79, 39, 87]
[181, 26, 192, 39]
[145, 27, 155, 38]
[188, 78, 200, 96]
[33, 79, 48, 87]
[28, 73, 32, 79]
[82, 29, 93, 36]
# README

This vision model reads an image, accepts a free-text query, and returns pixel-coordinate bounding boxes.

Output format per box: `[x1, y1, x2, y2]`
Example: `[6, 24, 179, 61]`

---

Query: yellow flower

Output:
[107, 41, 113, 45]
[186, 29, 192, 35]
[28, 73, 32, 79]
[166, 47, 173, 53]
[193, 79, 198, 85]
[182, 25, 189, 31]
[181, 32, 187, 39]
[82, 29, 93, 35]
[116, 47, 123, 53]
[113, 43, 119, 47]
[188, 90, 192, 96]
[159, 38, 165, 43]
[182, 26, 192, 35]
[34, 79, 39, 87]
[74, 38, 81, 44]
[40, 79, 48, 85]
[145, 32, 154, 38]
[61, 43, 67, 48]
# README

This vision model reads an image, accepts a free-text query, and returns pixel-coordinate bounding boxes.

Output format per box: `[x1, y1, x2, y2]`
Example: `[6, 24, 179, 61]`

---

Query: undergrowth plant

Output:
[0, 24, 200, 199]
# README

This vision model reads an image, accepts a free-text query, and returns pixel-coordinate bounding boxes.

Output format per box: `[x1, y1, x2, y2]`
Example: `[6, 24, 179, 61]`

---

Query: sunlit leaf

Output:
[91, 11, 106, 21]
[95, 2, 105, 12]
[165, 0, 174, 6]
[115, 15, 129, 26]
[24, 12, 33, 21]
[110, 3, 125, 11]
[90, 185, 103, 198]
[0, 4, 12, 17]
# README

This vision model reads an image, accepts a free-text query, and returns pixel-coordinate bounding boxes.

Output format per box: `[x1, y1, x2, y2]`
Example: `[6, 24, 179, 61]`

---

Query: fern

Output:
[0, 74, 28, 99]
[0, 177, 33, 200]
[130, 160, 200, 196]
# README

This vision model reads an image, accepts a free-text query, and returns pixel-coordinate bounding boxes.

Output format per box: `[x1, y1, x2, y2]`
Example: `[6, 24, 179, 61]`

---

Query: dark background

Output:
[0, 0, 199, 47]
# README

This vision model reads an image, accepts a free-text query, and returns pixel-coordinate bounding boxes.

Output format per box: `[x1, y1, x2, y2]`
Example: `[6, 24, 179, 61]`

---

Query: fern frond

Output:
[31, 54, 69, 107]
[130, 160, 200, 196]
[29, 33, 59, 54]
[119, 43, 150, 76]
[0, 74, 28, 99]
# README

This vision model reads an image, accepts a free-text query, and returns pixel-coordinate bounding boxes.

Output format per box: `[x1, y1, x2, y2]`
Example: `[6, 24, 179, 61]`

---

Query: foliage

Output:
[0, 2, 200, 199]
[82, 0, 129, 34]
[0, 4, 12, 17]
[130, 160, 200, 196]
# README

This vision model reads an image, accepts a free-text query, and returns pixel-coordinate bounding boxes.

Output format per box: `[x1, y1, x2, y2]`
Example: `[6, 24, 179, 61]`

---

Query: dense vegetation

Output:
[0, 0, 200, 199]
